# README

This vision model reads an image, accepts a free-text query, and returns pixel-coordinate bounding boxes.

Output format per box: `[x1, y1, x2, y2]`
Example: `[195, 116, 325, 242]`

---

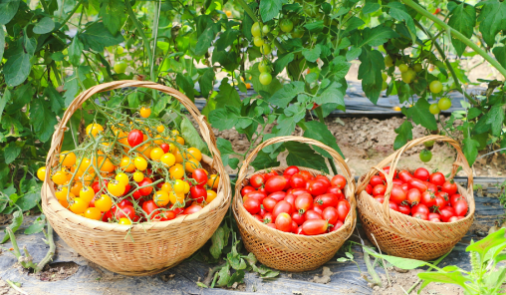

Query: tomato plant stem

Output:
[55, 0, 84, 31]
[125, 0, 155, 82]
[36, 224, 55, 273]
[402, 0, 506, 80]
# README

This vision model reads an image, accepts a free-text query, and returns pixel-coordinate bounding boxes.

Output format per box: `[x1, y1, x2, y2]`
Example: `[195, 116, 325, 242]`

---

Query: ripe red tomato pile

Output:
[365, 166, 468, 222]
[241, 166, 350, 235]
[38, 107, 220, 225]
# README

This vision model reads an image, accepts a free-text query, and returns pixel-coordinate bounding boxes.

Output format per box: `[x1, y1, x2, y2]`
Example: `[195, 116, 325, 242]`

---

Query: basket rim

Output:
[357, 182, 475, 228]
[42, 81, 231, 232]
[233, 165, 357, 241]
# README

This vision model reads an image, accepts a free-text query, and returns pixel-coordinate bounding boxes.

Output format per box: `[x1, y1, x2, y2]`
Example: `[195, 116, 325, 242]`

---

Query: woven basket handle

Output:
[237, 135, 356, 198]
[44, 80, 223, 205]
[357, 135, 473, 222]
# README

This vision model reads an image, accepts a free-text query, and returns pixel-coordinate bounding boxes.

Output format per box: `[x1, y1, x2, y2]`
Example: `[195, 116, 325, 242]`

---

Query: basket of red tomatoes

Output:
[41, 81, 231, 276]
[233, 136, 357, 272]
[356, 135, 475, 261]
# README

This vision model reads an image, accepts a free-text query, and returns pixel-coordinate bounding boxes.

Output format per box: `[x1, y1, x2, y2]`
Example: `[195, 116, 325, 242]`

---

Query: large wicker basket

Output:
[41, 81, 231, 276]
[233, 136, 357, 272]
[356, 135, 475, 261]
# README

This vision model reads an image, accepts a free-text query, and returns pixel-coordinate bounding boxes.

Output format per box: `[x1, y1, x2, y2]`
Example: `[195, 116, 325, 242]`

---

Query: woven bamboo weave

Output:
[356, 135, 475, 260]
[233, 136, 357, 272]
[41, 81, 231, 276]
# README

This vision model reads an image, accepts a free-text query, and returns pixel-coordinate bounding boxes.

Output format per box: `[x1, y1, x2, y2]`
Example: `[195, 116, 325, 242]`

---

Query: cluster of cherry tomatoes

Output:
[251, 22, 273, 86]
[241, 166, 351, 236]
[37, 107, 220, 225]
[365, 166, 468, 222]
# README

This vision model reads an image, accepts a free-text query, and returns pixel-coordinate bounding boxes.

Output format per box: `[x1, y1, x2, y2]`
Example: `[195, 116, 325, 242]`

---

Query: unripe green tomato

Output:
[413, 63, 423, 72]
[429, 80, 443, 94]
[291, 27, 305, 38]
[429, 103, 440, 115]
[398, 64, 409, 73]
[253, 36, 265, 47]
[401, 69, 416, 84]
[114, 61, 127, 74]
[384, 55, 394, 68]
[438, 97, 452, 111]
[259, 72, 272, 85]
[419, 149, 432, 163]
[251, 22, 261, 37]
[424, 140, 435, 148]
[116, 46, 124, 54]
[262, 25, 270, 34]
[258, 60, 270, 73]
[260, 44, 272, 55]
[303, 4, 319, 17]
[280, 19, 294, 33]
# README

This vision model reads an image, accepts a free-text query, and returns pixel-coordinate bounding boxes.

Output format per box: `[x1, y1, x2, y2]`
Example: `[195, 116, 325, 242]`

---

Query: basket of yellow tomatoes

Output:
[39, 81, 231, 276]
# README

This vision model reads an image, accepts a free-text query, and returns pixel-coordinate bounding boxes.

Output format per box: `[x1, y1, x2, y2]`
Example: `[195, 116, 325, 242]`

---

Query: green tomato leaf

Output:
[358, 26, 399, 47]
[181, 116, 210, 156]
[418, 272, 472, 294]
[343, 17, 365, 35]
[0, 25, 4, 62]
[358, 48, 384, 104]
[331, 56, 352, 80]
[176, 73, 195, 101]
[487, 104, 505, 136]
[0, 0, 20, 25]
[273, 52, 294, 75]
[363, 2, 380, 14]
[195, 25, 216, 56]
[4, 142, 21, 164]
[251, 150, 281, 171]
[0, 88, 11, 123]
[302, 44, 321, 62]
[268, 81, 305, 108]
[345, 46, 362, 61]
[216, 264, 231, 287]
[33, 17, 55, 34]
[467, 107, 482, 120]
[215, 78, 241, 109]
[462, 137, 480, 166]
[477, 0, 506, 47]
[493, 46, 506, 69]
[393, 120, 413, 150]
[1, 210, 23, 243]
[227, 270, 245, 287]
[402, 99, 438, 131]
[79, 22, 124, 52]
[387, 2, 416, 45]
[16, 191, 41, 212]
[448, 3, 476, 56]
[4, 49, 32, 87]
[209, 225, 229, 259]
[260, 0, 286, 22]
[284, 141, 329, 173]
[68, 37, 84, 66]
[304, 120, 344, 158]
[314, 81, 345, 111]
[100, 0, 125, 35]
[209, 106, 240, 131]
[215, 29, 240, 51]
[31, 98, 58, 142]
[199, 68, 215, 99]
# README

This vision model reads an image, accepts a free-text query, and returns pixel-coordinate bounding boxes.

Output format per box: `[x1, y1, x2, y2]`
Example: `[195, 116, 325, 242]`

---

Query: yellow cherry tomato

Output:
[150, 147, 164, 161]
[70, 182, 83, 196]
[95, 194, 113, 212]
[108, 181, 126, 197]
[59, 198, 69, 208]
[85, 123, 104, 137]
[207, 174, 220, 190]
[134, 156, 148, 171]
[206, 190, 217, 203]
[156, 125, 165, 133]
[133, 171, 144, 183]
[154, 135, 164, 145]
[169, 191, 185, 205]
[84, 207, 102, 220]
[140, 106, 151, 118]
[79, 186, 95, 203]
[183, 181, 190, 194]
[187, 147, 202, 162]
[171, 130, 180, 136]
[77, 157, 92, 172]
[138, 144, 153, 160]
[161, 153, 176, 167]
[79, 173, 96, 186]
[95, 156, 115, 173]
[55, 187, 69, 201]
[59, 151, 76, 167]
[115, 173, 129, 186]
[37, 167, 46, 181]
[176, 136, 185, 145]
[173, 180, 186, 193]
[154, 190, 170, 207]
[185, 159, 199, 173]
[161, 182, 172, 193]
[120, 156, 135, 172]
[169, 164, 185, 179]
[119, 218, 132, 225]
[52, 171, 68, 185]
[174, 148, 184, 163]
[70, 197, 89, 214]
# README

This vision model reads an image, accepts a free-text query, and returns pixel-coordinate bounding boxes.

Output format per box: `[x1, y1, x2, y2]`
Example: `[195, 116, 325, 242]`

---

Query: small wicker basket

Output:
[356, 135, 475, 261]
[41, 81, 231, 276]
[233, 136, 357, 272]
